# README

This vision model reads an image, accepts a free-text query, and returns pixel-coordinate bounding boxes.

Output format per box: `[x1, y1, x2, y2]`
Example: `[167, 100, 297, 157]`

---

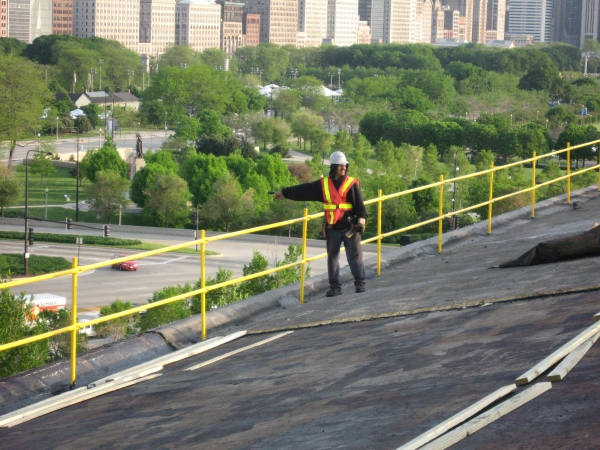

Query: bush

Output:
[94, 300, 138, 339]
[270, 144, 291, 158]
[0, 231, 142, 247]
[0, 254, 71, 276]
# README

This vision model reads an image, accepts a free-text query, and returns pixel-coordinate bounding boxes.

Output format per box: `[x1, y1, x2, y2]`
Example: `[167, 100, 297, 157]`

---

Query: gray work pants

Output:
[326, 227, 365, 290]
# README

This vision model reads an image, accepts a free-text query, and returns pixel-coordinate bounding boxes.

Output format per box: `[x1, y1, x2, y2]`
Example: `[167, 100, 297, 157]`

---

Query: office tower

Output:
[175, 0, 221, 51]
[243, 13, 260, 46]
[444, 8, 459, 38]
[581, 0, 600, 44]
[244, 0, 298, 46]
[216, 1, 244, 56]
[472, 0, 487, 42]
[486, 0, 506, 40]
[298, 0, 327, 46]
[422, 0, 433, 43]
[8, 0, 52, 43]
[507, 0, 553, 43]
[53, 0, 72, 35]
[357, 18, 371, 42]
[73, 0, 140, 52]
[1, 0, 7, 37]
[359, 0, 372, 23]
[371, 0, 424, 43]
[327, 0, 359, 45]
[432, 0, 445, 42]
[139, 0, 176, 56]
[443, 0, 473, 41]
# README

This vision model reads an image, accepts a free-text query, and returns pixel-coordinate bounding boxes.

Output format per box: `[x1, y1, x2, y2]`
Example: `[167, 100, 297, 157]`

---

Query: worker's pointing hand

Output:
[273, 190, 284, 200]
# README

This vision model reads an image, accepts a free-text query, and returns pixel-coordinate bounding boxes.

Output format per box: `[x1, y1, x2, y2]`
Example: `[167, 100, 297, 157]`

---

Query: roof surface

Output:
[2, 187, 600, 448]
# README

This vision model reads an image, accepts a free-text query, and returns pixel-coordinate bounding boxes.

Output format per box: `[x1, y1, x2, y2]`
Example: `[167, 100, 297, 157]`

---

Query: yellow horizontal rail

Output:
[2, 139, 600, 385]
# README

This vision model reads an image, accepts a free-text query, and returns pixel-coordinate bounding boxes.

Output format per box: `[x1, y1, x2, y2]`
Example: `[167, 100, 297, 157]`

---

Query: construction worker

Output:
[273, 151, 367, 297]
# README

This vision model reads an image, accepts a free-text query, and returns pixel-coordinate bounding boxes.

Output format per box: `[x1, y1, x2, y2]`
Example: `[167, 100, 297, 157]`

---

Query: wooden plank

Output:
[4, 373, 161, 428]
[420, 382, 552, 450]
[547, 331, 600, 381]
[90, 330, 246, 387]
[184, 331, 294, 372]
[593, 312, 600, 322]
[396, 384, 516, 450]
[0, 366, 163, 428]
[515, 321, 600, 385]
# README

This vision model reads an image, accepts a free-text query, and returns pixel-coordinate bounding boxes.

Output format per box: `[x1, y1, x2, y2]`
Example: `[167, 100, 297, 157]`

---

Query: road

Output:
[0, 234, 381, 311]
[3, 130, 170, 162]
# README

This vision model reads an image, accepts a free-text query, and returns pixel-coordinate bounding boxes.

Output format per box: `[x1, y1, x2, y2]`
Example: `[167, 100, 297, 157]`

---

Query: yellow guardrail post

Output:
[567, 142, 571, 204]
[377, 189, 382, 276]
[531, 151, 536, 219]
[200, 230, 206, 341]
[299, 208, 308, 304]
[70, 257, 78, 388]
[488, 162, 494, 234]
[438, 175, 444, 253]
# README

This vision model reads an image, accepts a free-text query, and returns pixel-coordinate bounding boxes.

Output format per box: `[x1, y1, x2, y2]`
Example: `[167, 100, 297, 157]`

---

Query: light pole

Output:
[546, 118, 549, 128]
[56, 116, 59, 140]
[414, 158, 418, 178]
[510, 114, 513, 127]
[593, 145, 598, 169]
[337, 68, 341, 92]
[582, 105, 585, 125]
[127, 70, 135, 87]
[98, 128, 103, 148]
[45, 188, 49, 220]
[328, 72, 334, 103]
[24, 148, 53, 275]
[99, 59, 104, 89]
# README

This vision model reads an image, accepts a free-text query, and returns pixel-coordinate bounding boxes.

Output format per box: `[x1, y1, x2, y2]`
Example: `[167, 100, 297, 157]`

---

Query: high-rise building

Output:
[298, 0, 327, 46]
[431, 0, 445, 42]
[485, 0, 506, 40]
[444, 8, 459, 38]
[73, 0, 140, 52]
[507, 0, 553, 43]
[358, 0, 372, 23]
[217, 1, 244, 56]
[471, 0, 487, 42]
[1, 0, 8, 38]
[139, 0, 176, 56]
[326, 0, 359, 46]
[421, 0, 433, 43]
[243, 13, 261, 46]
[244, 0, 298, 46]
[581, 0, 600, 44]
[371, 0, 424, 43]
[175, 0, 221, 51]
[357, 18, 371, 42]
[9, 0, 52, 43]
[53, 0, 72, 35]
[443, 0, 472, 41]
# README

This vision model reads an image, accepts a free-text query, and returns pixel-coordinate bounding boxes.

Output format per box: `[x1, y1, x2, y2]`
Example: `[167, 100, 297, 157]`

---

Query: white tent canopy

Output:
[70, 109, 86, 119]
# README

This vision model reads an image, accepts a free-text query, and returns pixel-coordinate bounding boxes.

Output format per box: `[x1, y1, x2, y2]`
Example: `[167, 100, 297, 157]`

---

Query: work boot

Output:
[326, 288, 342, 297]
[355, 285, 366, 293]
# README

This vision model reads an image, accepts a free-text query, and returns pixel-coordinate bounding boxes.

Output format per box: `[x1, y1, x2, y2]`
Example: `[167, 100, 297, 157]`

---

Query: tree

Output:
[80, 137, 128, 182]
[81, 103, 100, 129]
[0, 290, 48, 378]
[272, 89, 301, 118]
[0, 54, 53, 167]
[94, 300, 137, 340]
[138, 284, 194, 332]
[202, 173, 256, 232]
[39, 309, 87, 362]
[87, 170, 129, 223]
[29, 151, 56, 186]
[0, 165, 21, 217]
[144, 173, 191, 228]
[290, 108, 324, 150]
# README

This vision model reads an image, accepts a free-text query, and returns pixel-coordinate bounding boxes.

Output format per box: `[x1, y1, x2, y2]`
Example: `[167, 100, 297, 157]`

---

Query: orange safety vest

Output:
[321, 176, 359, 225]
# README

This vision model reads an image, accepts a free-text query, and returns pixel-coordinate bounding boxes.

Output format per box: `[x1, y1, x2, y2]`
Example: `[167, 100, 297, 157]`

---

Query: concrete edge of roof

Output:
[0, 186, 597, 412]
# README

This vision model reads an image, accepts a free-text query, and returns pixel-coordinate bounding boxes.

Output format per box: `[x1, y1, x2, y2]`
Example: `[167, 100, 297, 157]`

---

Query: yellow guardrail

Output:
[1, 139, 599, 387]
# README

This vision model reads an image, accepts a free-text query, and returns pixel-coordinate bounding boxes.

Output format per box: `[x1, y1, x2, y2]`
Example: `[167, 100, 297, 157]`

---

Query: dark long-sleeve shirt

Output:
[281, 176, 367, 230]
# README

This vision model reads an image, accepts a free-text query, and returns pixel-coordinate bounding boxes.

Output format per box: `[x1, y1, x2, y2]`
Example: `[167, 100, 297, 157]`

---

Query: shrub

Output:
[0, 231, 142, 247]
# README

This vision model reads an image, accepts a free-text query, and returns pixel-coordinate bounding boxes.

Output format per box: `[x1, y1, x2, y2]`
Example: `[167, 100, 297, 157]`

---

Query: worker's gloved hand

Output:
[356, 218, 366, 234]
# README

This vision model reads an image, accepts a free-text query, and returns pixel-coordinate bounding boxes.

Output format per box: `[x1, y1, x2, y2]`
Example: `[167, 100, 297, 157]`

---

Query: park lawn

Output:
[12, 166, 92, 207]
[2, 206, 147, 226]
[0, 253, 71, 276]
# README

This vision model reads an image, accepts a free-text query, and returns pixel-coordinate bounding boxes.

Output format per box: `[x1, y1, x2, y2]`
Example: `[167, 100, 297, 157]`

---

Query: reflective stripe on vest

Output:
[321, 176, 358, 225]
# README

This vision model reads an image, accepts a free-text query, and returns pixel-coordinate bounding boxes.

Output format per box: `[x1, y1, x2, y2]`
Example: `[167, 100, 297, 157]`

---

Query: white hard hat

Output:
[330, 151, 348, 165]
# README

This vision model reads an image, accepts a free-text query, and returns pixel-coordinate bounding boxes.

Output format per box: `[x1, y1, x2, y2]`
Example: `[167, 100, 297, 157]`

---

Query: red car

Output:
[111, 254, 139, 271]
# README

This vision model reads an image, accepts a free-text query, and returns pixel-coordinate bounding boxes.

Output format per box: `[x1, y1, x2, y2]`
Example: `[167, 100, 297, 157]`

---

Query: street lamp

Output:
[328, 72, 334, 103]
[510, 114, 513, 127]
[45, 188, 49, 220]
[414, 158, 418, 178]
[99, 59, 104, 89]
[24, 148, 53, 275]
[56, 116, 59, 140]
[98, 128, 103, 148]
[592, 145, 598, 169]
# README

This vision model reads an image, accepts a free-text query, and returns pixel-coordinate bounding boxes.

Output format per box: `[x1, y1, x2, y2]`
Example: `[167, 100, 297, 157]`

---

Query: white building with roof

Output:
[507, 0, 553, 43]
